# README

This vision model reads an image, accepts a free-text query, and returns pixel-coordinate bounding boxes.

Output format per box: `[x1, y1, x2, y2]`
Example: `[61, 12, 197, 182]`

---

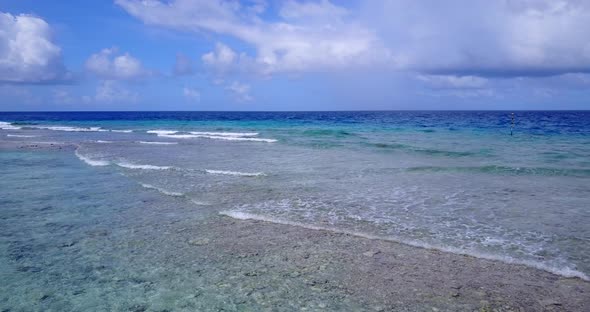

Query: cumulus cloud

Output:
[279, 0, 348, 21]
[85, 47, 149, 80]
[117, 0, 590, 79]
[364, 0, 590, 77]
[52, 89, 76, 104]
[183, 86, 200, 101]
[202, 42, 237, 72]
[0, 12, 68, 83]
[86, 80, 138, 103]
[225, 81, 252, 102]
[115, 0, 394, 75]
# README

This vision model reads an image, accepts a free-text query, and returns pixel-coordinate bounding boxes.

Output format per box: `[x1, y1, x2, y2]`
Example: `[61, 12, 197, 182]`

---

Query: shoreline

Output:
[204, 215, 590, 311]
[220, 210, 589, 281]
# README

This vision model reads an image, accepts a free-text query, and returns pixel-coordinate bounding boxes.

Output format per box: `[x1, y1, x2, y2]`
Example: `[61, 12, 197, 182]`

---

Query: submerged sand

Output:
[2, 142, 589, 311]
[171, 216, 590, 311]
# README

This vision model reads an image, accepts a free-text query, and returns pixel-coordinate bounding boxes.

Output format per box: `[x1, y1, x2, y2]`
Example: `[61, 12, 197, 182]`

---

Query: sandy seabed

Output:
[1, 142, 589, 311]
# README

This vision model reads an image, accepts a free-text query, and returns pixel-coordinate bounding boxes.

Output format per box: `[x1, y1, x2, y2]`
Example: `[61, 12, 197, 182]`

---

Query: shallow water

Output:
[1, 111, 589, 295]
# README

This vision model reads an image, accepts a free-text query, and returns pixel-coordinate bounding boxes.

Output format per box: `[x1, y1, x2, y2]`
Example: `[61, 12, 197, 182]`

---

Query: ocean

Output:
[1, 111, 589, 309]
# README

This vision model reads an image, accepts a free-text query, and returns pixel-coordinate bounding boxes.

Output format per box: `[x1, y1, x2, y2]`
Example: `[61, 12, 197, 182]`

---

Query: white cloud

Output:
[417, 75, 489, 89]
[92, 80, 138, 103]
[0, 12, 67, 83]
[202, 42, 238, 72]
[52, 89, 76, 104]
[225, 81, 252, 102]
[279, 0, 348, 21]
[85, 47, 149, 80]
[363, 0, 590, 77]
[116, 0, 394, 75]
[117, 0, 590, 78]
[183, 86, 200, 101]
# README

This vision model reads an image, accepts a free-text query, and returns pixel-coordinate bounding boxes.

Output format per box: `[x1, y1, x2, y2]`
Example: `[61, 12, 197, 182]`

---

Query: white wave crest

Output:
[35, 125, 105, 132]
[220, 210, 589, 281]
[159, 133, 276, 143]
[115, 161, 172, 170]
[189, 199, 210, 206]
[205, 169, 266, 177]
[157, 134, 199, 139]
[140, 183, 184, 197]
[139, 141, 178, 145]
[147, 130, 178, 135]
[6, 134, 37, 138]
[189, 131, 258, 137]
[201, 135, 277, 143]
[111, 129, 133, 133]
[95, 140, 113, 143]
[0, 121, 22, 130]
[74, 149, 110, 167]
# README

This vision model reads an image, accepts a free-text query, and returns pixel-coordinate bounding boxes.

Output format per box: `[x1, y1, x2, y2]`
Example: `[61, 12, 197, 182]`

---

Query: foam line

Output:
[220, 211, 589, 281]
[205, 169, 266, 177]
[74, 149, 110, 167]
[139, 183, 184, 197]
[138, 141, 178, 145]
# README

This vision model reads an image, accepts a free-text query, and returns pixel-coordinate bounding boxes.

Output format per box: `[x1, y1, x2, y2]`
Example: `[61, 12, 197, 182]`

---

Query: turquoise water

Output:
[1, 111, 590, 304]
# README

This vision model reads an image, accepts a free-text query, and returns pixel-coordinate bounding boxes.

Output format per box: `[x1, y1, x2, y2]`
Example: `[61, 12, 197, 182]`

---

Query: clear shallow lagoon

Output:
[1, 111, 590, 309]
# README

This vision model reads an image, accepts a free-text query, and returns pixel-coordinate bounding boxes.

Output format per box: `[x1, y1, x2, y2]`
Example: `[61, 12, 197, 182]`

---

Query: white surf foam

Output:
[220, 211, 590, 281]
[189, 131, 259, 137]
[0, 121, 22, 130]
[138, 141, 178, 145]
[159, 133, 276, 143]
[95, 140, 113, 143]
[205, 169, 266, 177]
[74, 149, 110, 167]
[157, 134, 199, 139]
[6, 134, 37, 138]
[198, 135, 277, 143]
[115, 161, 172, 170]
[111, 129, 133, 133]
[147, 130, 178, 135]
[35, 125, 105, 132]
[189, 199, 210, 206]
[139, 183, 184, 197]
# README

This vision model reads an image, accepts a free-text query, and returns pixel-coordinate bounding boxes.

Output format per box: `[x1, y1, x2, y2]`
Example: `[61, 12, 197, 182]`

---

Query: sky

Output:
[1, 0, 590, 111]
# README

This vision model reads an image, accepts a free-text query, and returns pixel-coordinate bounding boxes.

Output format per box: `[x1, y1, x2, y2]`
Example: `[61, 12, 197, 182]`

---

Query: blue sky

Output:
[1, 0, 589, 111]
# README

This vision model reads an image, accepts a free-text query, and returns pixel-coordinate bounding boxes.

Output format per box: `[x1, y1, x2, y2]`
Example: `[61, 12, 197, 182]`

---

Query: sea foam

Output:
[6, 134, 37, 138]
[140, 183, 184, 197]
[147, 130, 178, 135]
[35, 125, 105, 132]
[205, 169, 266, 177]
[0, 121, 22, 130]
[115, 161, 173, 170]
[138, 141, 178, 145]
[159, 133, 276, 142]
[74, 149, 110, 167]
[220, 210, 590, 281]
[189, 131, 259, 137]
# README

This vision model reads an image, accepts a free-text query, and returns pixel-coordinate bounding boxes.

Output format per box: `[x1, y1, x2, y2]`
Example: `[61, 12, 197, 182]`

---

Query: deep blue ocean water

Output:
[1, 111, 589, 308]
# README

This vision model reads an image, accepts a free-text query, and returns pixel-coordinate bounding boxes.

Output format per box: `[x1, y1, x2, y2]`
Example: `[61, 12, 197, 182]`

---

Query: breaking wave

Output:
[138, 141, 178, 145]
[139, 183, 184, 197]
[6, 134, 37, 138]
[74, 149, 110, 167]
[115, 162, 173, 170]
[205, 169, 266, 177]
